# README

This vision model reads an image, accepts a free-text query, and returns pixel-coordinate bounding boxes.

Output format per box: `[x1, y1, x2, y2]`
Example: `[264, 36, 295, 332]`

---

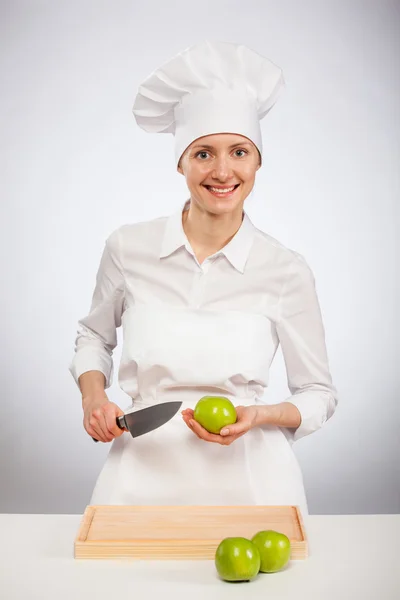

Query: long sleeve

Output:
[276, 253, 338, 443]
[69, 228, 125, 390]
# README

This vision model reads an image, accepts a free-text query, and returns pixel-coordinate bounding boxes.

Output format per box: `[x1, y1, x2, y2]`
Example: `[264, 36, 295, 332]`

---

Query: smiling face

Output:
[177, 133, 261, 216]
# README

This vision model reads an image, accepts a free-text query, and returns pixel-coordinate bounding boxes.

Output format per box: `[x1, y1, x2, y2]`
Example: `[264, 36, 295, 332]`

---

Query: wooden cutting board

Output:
[74, 505, 308, 560]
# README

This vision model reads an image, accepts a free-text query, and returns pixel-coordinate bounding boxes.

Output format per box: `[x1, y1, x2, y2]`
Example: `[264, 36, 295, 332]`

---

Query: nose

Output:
[211, 155, 234, 182]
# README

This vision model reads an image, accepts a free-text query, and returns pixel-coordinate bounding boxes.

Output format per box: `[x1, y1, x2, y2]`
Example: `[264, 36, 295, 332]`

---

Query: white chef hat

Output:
[132, 40, 284, 168]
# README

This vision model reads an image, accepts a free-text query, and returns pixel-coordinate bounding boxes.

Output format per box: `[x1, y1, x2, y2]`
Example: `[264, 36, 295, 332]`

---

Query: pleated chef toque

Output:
[132, 40, 285, 167]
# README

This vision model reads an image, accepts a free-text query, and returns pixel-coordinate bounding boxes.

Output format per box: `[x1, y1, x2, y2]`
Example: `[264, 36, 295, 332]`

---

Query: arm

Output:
[182, 402, 302, 446]
[70, 229, 126, 442]
[272, 253, 338, 442]
[79, 370, 106, 406]
[254, 401, 301, 429]
[69, 228, 125, 392]
[182, 253, 338, 447]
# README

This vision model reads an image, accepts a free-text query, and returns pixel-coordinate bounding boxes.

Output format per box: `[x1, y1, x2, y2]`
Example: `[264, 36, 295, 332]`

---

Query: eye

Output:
[234, 148, 248, 157]
[194, 148, 249, 159]
[195, 151, 210, 160]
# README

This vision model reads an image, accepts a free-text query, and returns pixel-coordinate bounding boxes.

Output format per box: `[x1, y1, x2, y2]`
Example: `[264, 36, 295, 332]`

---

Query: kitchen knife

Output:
[92, 401, 182, 442]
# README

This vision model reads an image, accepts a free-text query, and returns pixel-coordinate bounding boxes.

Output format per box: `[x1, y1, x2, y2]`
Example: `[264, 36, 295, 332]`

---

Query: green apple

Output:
[251, 530, 291, 573]
[193, 396, 237, 434]
[215, 537, 260, 582]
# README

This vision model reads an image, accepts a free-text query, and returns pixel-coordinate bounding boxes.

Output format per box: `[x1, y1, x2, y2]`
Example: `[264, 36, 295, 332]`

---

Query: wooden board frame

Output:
[74, 505, 308, 560]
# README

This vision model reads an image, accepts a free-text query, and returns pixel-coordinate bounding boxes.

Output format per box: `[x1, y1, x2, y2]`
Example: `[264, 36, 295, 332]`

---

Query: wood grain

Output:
[74, 505, 308, 560]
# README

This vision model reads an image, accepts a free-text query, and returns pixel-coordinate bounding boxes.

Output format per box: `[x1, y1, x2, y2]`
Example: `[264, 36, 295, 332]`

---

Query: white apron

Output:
[89, 303, 309, 522]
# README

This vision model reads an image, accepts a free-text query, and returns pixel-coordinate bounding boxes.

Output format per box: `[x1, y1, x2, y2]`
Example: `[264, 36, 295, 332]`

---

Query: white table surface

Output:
[1, 514, 399, 600]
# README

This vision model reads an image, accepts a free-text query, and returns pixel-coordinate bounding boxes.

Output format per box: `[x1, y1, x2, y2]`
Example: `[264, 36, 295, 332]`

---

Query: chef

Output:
[70, 40, 338, 522]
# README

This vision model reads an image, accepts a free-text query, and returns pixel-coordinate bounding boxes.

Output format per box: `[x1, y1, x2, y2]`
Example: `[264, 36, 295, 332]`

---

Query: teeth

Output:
[207, 186, 236, 193]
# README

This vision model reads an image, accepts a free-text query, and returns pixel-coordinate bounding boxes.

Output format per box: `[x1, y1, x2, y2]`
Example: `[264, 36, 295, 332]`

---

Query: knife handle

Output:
[92, 415, 125, 443]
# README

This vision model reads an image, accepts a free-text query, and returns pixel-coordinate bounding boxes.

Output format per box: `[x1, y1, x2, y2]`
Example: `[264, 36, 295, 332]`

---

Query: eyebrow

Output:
[191, 141, 252, 151]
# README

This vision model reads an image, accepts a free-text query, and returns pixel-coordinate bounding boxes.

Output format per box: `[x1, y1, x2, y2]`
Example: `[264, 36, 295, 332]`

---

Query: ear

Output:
[256, 149, 262, 170]
[177, 158, 185, 175]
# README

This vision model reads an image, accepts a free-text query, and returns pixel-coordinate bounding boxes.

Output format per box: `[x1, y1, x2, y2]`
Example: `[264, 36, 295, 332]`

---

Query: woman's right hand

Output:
[82, 393, 127, 443]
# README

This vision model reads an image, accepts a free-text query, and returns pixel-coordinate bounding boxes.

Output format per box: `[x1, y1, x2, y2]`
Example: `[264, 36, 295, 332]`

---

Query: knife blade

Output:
[92, 401, 182, 442]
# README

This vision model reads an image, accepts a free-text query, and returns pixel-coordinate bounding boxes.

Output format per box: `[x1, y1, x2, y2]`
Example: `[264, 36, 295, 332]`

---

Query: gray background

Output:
[0, 0, 398, 515]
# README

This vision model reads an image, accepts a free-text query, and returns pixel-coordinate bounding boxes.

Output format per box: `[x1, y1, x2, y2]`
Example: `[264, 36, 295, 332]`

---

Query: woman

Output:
[70, 41, 338, 521]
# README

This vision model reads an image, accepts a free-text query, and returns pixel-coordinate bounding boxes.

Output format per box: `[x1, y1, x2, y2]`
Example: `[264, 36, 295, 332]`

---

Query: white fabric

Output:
[132, 40, 284, 165]
[70, 200, 338, 520]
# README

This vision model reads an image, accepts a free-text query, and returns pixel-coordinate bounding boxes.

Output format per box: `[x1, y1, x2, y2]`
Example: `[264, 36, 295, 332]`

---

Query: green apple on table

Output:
[193, 396, 237, 434]
[251, 530, 291, 573]
[215, 537, 261, 582]
[215, 530, 291, 582]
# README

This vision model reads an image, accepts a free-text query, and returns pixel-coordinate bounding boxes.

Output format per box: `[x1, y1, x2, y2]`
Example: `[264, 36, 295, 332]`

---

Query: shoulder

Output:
[250, 224, 316, 299]
[252, 224, 312, 274]
[105, 214, 168, 252]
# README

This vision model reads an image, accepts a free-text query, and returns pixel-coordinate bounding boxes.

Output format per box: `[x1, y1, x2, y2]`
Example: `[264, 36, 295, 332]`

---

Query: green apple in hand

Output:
[215, 537, 260, 582]
[193, 396, 237, 434]
[251, 530, 291, 573]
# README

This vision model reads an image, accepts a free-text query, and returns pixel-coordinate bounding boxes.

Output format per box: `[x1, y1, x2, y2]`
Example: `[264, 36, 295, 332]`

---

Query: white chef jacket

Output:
[70, 199, 338, 518]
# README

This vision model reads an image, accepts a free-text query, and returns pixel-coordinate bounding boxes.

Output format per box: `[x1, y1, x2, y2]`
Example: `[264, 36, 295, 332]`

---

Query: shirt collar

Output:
[159, 199, 256, 273]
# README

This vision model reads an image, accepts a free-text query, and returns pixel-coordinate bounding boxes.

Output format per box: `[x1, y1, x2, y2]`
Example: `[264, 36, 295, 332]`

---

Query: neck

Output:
[182, 199, 244, 261]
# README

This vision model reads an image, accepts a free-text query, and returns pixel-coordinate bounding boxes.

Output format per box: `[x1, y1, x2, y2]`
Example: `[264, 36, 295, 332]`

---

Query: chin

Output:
[190, 190, 244, 215]
[206, 197, 244, 215]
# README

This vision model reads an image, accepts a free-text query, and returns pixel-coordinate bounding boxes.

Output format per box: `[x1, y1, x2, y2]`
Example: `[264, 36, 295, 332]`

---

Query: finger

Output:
[185, 418, 205, 441]
[92, 420, 111, 442]
[189, 419, 223, 444]
[189, 424, 202, 440]
[220, 422, 250, 437]
[182, 415, 201, 439]
[98, 415, 115, 441]
[84, 418, 101, 441]
[85, 411, 111, 443]
[218, 431, 246, 445]
[90, 409, 114, 442]
[181, 408, 194, 418]
[105, 408, 125, 438]
[182, 417, 194, 430]
[182, 416, 201, 437]
[87, 413, 106, 441]
[87, 421, 107, 442]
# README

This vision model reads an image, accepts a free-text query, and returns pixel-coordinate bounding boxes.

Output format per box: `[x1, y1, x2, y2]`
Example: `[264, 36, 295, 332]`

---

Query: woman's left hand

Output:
[181, 405, 259, 445]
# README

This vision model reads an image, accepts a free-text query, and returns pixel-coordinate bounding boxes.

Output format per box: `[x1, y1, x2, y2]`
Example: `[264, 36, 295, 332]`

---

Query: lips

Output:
[203, 184, 241, 197]
[203, 184, 240, 191]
